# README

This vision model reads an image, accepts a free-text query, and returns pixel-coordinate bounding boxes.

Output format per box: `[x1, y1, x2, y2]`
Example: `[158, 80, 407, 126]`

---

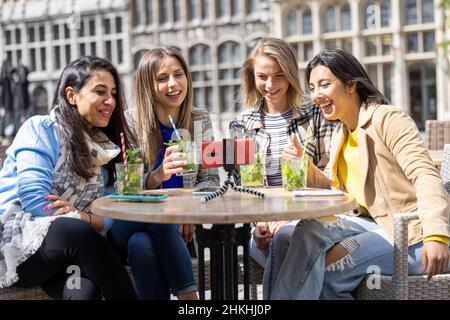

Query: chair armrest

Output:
[392, 212, 419, 299]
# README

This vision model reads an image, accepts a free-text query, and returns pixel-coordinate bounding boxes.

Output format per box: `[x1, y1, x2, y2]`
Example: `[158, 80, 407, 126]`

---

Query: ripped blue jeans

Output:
[249, 221, 298, 299]
[269, 214, 446, 300]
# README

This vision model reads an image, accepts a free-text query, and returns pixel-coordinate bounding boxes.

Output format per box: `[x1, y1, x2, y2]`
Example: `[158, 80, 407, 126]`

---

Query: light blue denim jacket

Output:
[0, 116, 113, 235]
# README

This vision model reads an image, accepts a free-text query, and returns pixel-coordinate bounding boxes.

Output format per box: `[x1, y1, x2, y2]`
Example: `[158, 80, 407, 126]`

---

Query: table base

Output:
[195, 223, 251, 300]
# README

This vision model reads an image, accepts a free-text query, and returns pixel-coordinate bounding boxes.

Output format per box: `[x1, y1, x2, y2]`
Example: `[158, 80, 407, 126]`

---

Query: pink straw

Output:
[120, 132, 128, 186]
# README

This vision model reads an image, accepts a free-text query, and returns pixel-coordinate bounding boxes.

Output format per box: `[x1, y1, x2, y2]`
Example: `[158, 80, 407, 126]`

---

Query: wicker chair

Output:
[354, 144, 450, 300]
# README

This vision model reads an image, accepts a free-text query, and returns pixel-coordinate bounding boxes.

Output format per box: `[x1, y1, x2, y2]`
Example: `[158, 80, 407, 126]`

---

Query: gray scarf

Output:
[0, 117, 120, 288]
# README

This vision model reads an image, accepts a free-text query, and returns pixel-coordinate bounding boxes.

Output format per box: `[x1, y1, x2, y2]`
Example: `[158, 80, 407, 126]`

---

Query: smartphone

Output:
[109, 194, 169, 202]
[192, 187, 221, 195]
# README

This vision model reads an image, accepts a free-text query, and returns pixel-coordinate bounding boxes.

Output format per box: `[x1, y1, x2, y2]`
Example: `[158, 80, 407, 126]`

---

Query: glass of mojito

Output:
[281, 157, 308, 191]
[164, 138, 197, 176]
[115, 162, 144, 194]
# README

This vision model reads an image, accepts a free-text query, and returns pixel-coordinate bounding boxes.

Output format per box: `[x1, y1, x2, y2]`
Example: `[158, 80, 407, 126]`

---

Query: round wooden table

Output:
[91, 187, 357, 224]
[91, 187, 357, 300]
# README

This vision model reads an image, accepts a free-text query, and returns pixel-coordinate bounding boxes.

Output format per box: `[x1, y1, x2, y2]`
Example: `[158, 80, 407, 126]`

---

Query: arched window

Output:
[189, 44, 213, 110]
[287, 11, 298, 36]
[302, 8, 312, 34]
[218, 41, 241, 112]
[324, 6, 336, 32]
[340, 4, 351, 30]
[364, 0, 391, 29]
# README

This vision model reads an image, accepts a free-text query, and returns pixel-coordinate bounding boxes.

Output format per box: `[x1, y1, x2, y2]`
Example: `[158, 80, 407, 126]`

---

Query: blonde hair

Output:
[132, 46, 193, 165]
[241, 37, 303, 109]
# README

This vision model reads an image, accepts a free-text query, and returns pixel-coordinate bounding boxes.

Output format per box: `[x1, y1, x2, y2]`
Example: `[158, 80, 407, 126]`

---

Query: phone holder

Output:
[200, 138, 265, 203]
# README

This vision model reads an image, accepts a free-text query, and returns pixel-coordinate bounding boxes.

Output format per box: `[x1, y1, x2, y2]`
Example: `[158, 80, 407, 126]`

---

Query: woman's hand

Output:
[282, 133, 304, 160]
[157, 145, 186, 182]
[268, 220, 290, 235]
[422, 241, 450, 280]
[44, 195, 78, 216]
[253, 222, 272, 250]
[179, 224, 195, 244]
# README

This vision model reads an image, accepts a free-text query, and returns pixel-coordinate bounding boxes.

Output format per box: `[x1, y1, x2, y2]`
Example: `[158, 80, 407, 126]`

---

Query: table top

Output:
[91, 187, 357, 224]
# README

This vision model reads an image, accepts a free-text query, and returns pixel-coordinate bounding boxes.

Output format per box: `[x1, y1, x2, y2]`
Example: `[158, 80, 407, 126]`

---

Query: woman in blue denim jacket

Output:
[108, 47, 220, 300]
[0, 56, 137, 299]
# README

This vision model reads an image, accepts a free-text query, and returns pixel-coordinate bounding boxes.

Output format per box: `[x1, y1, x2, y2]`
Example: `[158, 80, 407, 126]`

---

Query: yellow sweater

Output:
[337, 129, 448, 246]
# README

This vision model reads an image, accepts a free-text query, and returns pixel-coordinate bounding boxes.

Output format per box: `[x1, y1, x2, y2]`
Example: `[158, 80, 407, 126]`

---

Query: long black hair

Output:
[51, 56, 136, 185]
[306, 49, 389, 105]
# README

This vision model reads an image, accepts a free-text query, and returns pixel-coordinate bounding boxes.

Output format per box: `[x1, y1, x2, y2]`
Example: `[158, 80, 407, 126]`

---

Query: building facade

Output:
[271, 0, 450, 130]
[0, 0, 131, 116]
[0, 0, 449, 134]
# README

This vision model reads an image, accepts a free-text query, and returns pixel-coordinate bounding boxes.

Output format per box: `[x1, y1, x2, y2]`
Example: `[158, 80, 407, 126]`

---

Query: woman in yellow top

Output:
[270, 48, 450, 299]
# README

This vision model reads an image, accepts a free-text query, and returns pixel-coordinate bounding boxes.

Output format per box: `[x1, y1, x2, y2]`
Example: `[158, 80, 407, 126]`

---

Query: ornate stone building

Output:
[1, 0, 449, 133]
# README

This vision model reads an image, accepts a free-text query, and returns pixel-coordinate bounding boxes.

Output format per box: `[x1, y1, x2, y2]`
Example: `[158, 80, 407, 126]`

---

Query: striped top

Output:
[261, 109, 293, 186]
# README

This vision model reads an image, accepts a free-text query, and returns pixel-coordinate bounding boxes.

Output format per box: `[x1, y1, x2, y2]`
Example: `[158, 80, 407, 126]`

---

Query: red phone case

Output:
[201, 138, 255, 169]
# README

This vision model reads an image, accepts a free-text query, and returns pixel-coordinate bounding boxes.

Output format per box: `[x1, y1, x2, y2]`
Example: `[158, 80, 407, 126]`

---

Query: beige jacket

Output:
[308, 103, 449, 246]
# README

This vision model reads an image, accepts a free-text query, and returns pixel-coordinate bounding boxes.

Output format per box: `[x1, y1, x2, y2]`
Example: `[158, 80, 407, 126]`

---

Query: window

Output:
[116, 17, 122, 33]
[324, 6, 336, 32]
[104, 18, 111, 34]
[117, 39, 123, 64]
[188, 0, 197, 21]
[189, 44, 214, 110]
[422, 0, 434, 23]
[365, 63, 393, 103]
[201, 0, 209, 19]
[340, 4, 351, 31]
[231, 0, 239, 16]
[287, 11, 297, 36]
[218, 42, 241, 112]
[28, 27, 35, 42]
[246, 0, 256, 15]
[52, 24, 59, 40]
[423, 31, 435, 52]
[216, 0, 227, 18]
[365, 0, 391, 29]
[302, 9, 312, 34]
[159, 0, 169, 24]
[405, 0, 417, 25]
[132, 0, 141, 26]
[407, 32, 419, 52]
[174, 0, 181, 22]
[146, 0, 153, 25]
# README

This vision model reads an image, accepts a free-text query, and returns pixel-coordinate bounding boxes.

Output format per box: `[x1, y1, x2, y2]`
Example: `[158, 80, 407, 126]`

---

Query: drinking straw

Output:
[120, 132, 129, 186]
[168, 115, 181, 140]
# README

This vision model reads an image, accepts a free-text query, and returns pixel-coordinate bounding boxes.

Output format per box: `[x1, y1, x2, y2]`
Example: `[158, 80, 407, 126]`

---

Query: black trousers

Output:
[14, 218, 137, 300]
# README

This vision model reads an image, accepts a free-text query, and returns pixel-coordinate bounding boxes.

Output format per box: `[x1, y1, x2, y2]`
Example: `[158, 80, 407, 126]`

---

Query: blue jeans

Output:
[108, 220, 196, 299]
[270, 214, 449, 300]
[249, 221, 298, 299]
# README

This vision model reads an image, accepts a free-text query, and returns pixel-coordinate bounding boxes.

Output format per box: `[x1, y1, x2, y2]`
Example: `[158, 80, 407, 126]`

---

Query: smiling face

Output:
[253, 55, 289, 111]
[154, 56, 188, 112]
[66, 70, 116, 128]
[309, 64, 356, 124]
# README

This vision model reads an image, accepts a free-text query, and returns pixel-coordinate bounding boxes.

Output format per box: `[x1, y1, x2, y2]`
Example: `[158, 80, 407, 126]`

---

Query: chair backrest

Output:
[440, 144, 450, 195]
[425, 120, 450, 150]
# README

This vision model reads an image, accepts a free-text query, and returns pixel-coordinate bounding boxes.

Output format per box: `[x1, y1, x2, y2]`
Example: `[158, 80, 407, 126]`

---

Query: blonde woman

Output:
[229, 37, 337, 298]
[108, 47, 219, 299]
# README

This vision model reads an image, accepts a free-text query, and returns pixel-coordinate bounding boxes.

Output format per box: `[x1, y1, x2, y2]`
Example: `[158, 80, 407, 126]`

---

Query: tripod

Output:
[201, 169, 265, 203]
